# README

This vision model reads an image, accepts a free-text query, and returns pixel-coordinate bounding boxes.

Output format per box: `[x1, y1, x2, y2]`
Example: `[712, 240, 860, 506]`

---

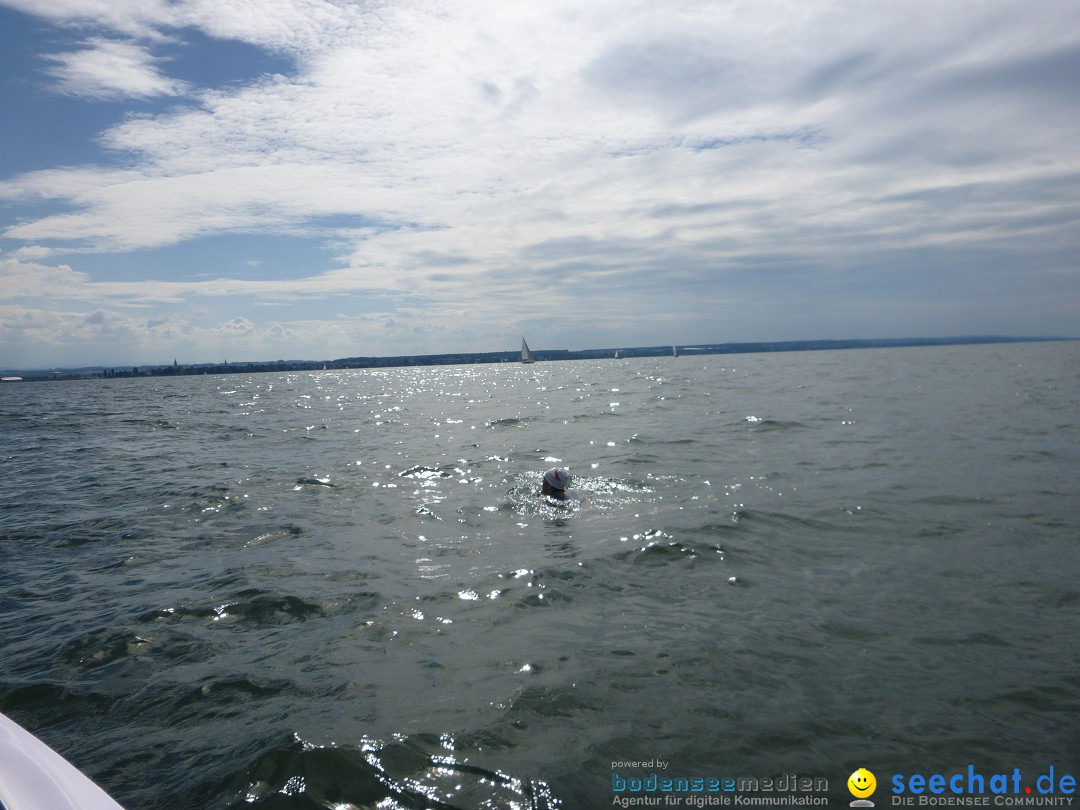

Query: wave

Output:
[742, 415, 808, 431]
[219, 732, 562, 809]
[399, 465, 452, 479]
[485, 417, 531, 429]
[293, 476, 337, 489]
[139, 590, 327, 626]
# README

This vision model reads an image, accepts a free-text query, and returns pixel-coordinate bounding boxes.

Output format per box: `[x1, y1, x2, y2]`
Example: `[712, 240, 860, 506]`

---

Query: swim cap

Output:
[544, 467, 569, 490]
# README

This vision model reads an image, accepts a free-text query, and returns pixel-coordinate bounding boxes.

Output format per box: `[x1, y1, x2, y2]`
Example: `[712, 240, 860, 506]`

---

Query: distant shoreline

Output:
[1, 335, 1074, 382]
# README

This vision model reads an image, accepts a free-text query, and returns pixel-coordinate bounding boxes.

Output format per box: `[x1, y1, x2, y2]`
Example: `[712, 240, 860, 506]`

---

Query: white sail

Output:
[521, 338, 535, 364]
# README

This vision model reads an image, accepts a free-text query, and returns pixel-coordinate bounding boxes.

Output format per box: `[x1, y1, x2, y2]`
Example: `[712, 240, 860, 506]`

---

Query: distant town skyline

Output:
[2, 0, 1079, 369]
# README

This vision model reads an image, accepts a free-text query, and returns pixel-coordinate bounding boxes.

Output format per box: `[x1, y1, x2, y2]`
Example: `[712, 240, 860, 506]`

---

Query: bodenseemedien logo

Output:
[848, 768, 877, 807]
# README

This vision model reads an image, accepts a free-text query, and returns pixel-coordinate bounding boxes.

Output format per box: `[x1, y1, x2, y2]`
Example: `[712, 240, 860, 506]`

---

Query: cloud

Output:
[584, 32, 759, 124]
[1, 0, 1078, 369]
[0, 251, 401, 311]
[0, 304, 193, 365]
[0, 302, 364, 368]
[0, 0, 179, 39]
[220, 315, 255, 335]
[0, 256, 93, 298]
[43, 37, 191, 99]
[266, 322, 293, 340]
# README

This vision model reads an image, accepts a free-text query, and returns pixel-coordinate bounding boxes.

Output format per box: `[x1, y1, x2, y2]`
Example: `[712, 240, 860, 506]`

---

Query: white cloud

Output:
[0, 0, 179, 39]
[183, 0, 359, 55]
[0, 302, 375, 368]
[43, 37, 190, 99]
[0, 305, 193, 366]
[219, 315, 255, 335]
[0, 256, 93, 298]
[2, 4, 1052, 234]
[1, 0, 1078, 368]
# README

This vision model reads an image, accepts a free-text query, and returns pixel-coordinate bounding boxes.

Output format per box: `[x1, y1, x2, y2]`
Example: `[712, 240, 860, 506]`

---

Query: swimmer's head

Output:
[543, 467, 569, 491]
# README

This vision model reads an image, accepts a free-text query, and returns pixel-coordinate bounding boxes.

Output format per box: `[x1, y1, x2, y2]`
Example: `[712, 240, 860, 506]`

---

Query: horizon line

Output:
[2, 334, 1075, 379]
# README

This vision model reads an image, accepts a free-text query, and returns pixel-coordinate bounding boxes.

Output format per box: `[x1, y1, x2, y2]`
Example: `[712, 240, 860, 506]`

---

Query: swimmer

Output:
[541, 467, 571, 502]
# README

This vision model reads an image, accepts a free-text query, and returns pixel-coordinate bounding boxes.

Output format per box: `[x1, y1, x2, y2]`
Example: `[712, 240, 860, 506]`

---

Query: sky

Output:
[1, 0, 1078, 369]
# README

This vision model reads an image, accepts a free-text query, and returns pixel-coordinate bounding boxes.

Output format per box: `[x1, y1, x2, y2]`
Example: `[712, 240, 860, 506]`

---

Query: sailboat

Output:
[521, 338, 536, 364]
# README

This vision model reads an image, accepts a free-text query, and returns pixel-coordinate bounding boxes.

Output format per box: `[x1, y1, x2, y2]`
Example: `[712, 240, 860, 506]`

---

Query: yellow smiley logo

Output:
[848, 768, 877, 798]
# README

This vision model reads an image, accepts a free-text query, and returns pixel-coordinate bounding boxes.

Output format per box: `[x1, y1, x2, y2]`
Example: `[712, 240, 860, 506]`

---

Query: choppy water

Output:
[1, 341, 1078, 809]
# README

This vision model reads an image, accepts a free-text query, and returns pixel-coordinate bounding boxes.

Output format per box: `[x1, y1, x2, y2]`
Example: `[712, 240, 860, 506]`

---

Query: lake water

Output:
[1, 341, 1078, 809]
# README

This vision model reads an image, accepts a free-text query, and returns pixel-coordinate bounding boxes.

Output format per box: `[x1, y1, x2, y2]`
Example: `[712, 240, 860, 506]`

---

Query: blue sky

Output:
[1, 0, 1078, 368]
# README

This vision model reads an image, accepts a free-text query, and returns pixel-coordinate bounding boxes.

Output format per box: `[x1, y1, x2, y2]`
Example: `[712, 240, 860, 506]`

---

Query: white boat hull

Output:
[0, 712, 125, 810]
